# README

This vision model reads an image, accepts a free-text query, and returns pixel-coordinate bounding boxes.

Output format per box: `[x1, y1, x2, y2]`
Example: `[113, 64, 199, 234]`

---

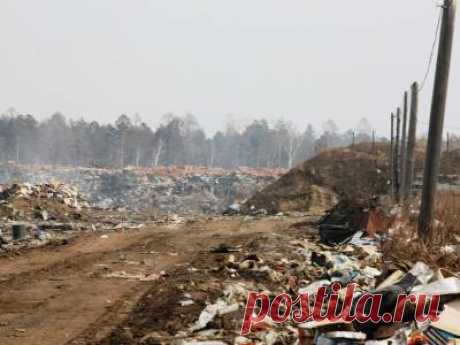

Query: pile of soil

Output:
[244, 143, 391, 214]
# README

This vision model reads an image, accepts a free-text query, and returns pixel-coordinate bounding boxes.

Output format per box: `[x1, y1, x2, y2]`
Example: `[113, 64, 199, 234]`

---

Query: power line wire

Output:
[418, 6, 443, 92]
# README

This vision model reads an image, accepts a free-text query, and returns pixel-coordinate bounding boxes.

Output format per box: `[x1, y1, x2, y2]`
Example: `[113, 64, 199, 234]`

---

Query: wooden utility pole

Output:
[403, 82, 419, 202]
[390, 113, 395, 198]
[394, 108, 401, 202]
[419, 0, 457, 238]
[372, 130, 376, 152]
[400, 91, 409, 196]
[446, 132, 450, 152]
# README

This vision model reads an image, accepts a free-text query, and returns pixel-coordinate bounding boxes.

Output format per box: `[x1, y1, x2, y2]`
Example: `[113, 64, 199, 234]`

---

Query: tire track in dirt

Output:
[0, 217, 285, 345]
[0, 225, 186, 345]
[64, 218, 249, 345]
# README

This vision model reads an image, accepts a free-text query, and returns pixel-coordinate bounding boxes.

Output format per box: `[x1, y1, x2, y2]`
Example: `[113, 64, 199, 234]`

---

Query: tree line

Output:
[0, 108, 379, 169]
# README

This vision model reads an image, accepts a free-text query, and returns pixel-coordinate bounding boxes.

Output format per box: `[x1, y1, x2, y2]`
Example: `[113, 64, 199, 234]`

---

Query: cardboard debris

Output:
[432, 303, 460, 337]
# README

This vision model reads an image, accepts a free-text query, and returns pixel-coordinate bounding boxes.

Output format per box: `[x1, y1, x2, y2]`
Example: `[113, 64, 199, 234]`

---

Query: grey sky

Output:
[1, 0, 459, 137]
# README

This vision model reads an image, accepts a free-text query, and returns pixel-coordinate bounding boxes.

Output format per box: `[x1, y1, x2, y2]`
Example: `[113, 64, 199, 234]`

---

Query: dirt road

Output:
[0, 216, 303, 345]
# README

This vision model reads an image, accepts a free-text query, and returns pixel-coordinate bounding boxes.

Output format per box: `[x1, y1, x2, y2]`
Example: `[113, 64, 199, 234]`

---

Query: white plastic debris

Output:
[105, 271, 160, 282]
[299, 280, 331, 295]
[179, 300, 195, 307]
[412, 277, 460, 296]
[190, 299, 238, 332]
[181, 341, 228, 345]
[362, 266, 382, 278]
[234, 337, 252, 345]
[409, 262, 434, 285]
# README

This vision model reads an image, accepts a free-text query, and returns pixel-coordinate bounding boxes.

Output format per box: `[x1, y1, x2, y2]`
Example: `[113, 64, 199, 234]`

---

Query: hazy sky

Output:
[1, 0, 459, 137]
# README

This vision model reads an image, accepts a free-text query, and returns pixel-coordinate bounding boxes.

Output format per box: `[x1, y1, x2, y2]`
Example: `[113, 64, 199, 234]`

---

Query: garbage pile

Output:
[243, 144, 390, 215]
[0, 163, 284, 214]
[123, 204, 460, 345]
[183, 246, 457, 344]
[0, 182, 91, 251]
[174, 233, 388, 345]
[0, 182, 89, 222]
[318, 199, 389, 246]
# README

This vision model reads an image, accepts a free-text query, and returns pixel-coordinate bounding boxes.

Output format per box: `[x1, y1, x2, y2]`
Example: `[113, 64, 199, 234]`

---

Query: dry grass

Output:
[434, 191, 460, 242]
[383, 191, 460, 272]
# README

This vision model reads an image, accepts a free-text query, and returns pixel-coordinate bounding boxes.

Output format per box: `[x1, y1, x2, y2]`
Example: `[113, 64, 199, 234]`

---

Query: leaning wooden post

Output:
[372, 130, 376, 153]
[390, 113, 395, 199]
[394, 108, 401, 202]
[419, 0, 457, 238]
[403, 82, 419, 203]
[447, 132, 450, 152]
[400, 91, 409, 195]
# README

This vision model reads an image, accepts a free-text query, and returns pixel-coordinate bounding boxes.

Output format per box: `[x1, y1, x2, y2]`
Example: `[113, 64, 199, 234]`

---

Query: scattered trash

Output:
[179, 300, 195, 307]
[431, 301, 460, 337]
[211, 243, 242, 254]
[190, 299, 240, 332]
[412, 277, 460, 296]
[12, 223, 27, 241]
[0, 182, 89, 222]
[2, 149, 460, 345]
[316, 332, 366, 345]
[0, 164, 283, 214]
[223, 203, 241, 216]
[170, 202, 460, 345]
[105, 271, 160, 282]
[318, 201, 383, 246]
[181, 341, 228, 345]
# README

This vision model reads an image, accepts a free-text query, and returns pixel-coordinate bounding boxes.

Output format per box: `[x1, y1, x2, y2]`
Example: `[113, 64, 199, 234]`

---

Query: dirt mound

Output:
[0, 183, 90, 222]
[244, 143, 390, 214]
